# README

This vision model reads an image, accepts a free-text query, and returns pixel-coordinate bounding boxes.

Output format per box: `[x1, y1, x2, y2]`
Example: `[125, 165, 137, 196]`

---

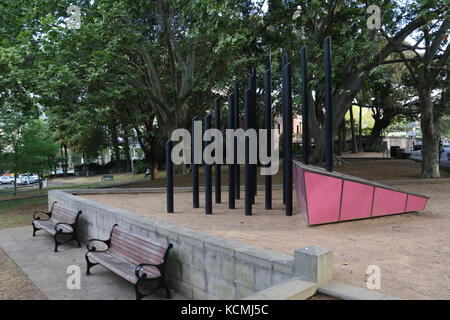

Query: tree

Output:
[0, 114, 58, 193]
[356, 62, 419, 148]
[261, 0, 446, 163]
[383, 5, 449, 177]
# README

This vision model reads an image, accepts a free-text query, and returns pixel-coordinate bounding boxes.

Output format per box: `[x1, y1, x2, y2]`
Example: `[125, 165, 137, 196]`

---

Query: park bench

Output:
[32, 201, 82, 252]
[85, 224, 173, 300]
[101, 174, 114, 181]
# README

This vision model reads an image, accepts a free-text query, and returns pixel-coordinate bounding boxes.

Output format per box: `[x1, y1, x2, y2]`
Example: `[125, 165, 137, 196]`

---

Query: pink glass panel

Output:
[304, 172, 342, 225]
[372, 188, 407, 216]
[293, 166, 308, 223]
[406, 195, 428, 212]
[340, 181, 374, 221]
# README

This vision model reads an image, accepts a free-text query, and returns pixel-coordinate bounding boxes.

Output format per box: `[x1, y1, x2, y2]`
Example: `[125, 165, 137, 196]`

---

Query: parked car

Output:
[27, 175, 37, 184]
[413, 142, 422, 151]
[0, 176, 13, 184]
[17, 175, 30, 185]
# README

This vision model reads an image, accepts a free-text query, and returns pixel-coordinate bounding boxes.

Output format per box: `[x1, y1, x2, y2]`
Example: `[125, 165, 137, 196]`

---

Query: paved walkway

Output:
[0, 226, 185, 300]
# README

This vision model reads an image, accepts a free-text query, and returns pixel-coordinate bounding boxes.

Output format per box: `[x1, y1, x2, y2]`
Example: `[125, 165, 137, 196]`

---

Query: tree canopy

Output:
[0, 0, 448, 178]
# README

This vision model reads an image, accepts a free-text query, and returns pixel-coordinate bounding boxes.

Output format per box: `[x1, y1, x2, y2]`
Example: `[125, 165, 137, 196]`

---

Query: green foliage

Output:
[0, 0, 448, 174]
[0, 119, 58, 174]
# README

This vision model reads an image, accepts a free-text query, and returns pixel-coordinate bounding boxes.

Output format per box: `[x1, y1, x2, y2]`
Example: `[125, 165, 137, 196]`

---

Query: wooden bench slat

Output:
[32, 202, 81, 252]
[85, 225, 172, 299]
[109, 243, 162, 266]
[112, 228, 167, 249]
[88, 251, 161, 283]
[110, 237, 165, 262]
[111, 232, 166, 258]
[110, 238, 164, 261]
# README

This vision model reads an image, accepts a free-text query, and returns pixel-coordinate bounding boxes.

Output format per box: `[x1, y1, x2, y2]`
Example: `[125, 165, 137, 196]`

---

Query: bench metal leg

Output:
[53, 233, 61, 252]
[162, 279, 171, 299]
[85, 253, 98, 275]
[53, 231, 81, 252]
[134, 281, 144, 300]
[32, 222, 41, 237]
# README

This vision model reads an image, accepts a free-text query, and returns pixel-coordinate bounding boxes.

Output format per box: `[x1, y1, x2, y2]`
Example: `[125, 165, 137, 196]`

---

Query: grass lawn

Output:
[49, 171, 147, 185]
[0, 197, 48, 230]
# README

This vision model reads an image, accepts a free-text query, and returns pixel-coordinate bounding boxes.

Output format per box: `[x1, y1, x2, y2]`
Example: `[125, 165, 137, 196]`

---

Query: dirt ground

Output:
[119, 159, 450, 190]
[83, 180, 450, 300]
[0, 201, 48, 299]
[0, 246, 47, 300]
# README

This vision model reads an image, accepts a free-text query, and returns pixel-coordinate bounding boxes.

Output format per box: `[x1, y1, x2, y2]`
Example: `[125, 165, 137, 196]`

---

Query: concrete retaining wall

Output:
[48, 189, 297, 299]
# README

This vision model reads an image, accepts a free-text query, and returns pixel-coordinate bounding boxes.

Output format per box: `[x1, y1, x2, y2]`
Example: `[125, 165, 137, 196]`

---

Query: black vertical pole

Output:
[228, 93, 235, 209]
[281, 54, 288, 205]
[283, 62, 293, 216]
[264, 58, 272, 210]
[251, 69, 257, 199]
[301, 46, 310, 165]
[248, 75, 254, 204]
[192, 116, 199, 208]
[324, 36, 333, 172]
[204, 113, 212, 214]
[244, 89, 252, 216]
[233, 81, 240, 200]
[166, 140, 174, 213]
[214, 98, 221, 204]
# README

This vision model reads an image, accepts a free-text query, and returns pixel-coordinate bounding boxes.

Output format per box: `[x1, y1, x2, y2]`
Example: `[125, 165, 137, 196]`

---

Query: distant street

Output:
[410, 147, 450, 169]
[0, 183, 38, 192]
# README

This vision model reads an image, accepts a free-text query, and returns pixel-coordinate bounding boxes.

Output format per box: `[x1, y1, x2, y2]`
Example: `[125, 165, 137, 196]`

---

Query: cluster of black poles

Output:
[166, 37, 334, 216]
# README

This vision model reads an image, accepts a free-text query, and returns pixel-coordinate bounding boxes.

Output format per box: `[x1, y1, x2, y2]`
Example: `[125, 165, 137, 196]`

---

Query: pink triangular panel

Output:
[293, 166, 308, 223]
[372, 187, 407, 216]
[340, 181, 374, 221]
[304, 172, 342, 224]
[406, 195, 428, 212]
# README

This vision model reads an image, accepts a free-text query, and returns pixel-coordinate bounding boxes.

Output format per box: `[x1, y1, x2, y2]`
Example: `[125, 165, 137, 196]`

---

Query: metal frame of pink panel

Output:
[293, 161, 429, 226]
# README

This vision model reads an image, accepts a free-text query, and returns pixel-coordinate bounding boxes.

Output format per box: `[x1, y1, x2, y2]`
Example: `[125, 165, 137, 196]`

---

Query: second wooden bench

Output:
[85, 224, 173, 300]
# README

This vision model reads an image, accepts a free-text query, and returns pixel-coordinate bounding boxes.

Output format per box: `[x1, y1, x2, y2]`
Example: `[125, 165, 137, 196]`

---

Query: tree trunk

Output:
[359, 106, 363, 152]
[149, 135, 159, 179]
[368, 109, 394, 148]
[337, 121, 343, 155]
[419, 88, 440, 178]
[341, 120, 347, 153]
[124, 137, 131, 172]
[110, 124, 122, 173]
[14, 144, 18, 196]
[38, 172, 43, 189]
[349, 107, 358, 153]
[63, 144, 68, 177]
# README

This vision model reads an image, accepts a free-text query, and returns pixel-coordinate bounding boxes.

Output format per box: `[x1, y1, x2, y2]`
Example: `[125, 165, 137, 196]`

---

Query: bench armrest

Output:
[135, 262, 163, 280]
[86, 239, 111, 252]
[32, 210, 51, 220]
[54, 222, 74, 233]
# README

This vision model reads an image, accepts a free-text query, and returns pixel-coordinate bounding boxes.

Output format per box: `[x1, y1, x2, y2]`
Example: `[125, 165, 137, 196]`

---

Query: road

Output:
[0, 183, 39, 193]
[410, 147, 450, 169]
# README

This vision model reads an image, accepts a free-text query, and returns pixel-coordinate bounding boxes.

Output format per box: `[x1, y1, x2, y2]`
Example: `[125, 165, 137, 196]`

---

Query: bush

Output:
[134, 160, 150, 174]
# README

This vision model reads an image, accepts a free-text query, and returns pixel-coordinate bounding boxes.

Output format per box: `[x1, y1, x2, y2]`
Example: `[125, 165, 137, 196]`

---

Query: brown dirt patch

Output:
[0, 246, 47, 299]
[82, 181, 450, 300]
[0, 200, 48, 299]
[119, 159, 450, 190]
[336, 159, 450, 180]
